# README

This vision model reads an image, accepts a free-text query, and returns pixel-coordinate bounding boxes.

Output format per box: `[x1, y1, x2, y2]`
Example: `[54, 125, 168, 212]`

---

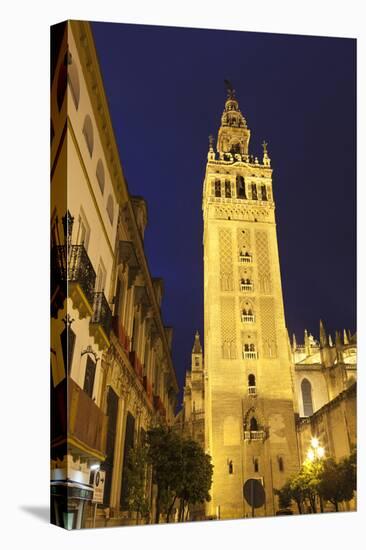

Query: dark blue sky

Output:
[91, 22, 356, 402]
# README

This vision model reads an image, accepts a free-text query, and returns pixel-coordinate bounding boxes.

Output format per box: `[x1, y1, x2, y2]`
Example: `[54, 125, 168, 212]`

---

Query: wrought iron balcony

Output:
[248, 386, 257, 396]
[241, 314, 255, 323]
[240, 283, 254, 292]
[243, 351, 257, 359]
[244, 430, 265, 441]
[91, 291, 112, 337]
[239, 253, 252, 263]
[52, 244, 96, 311]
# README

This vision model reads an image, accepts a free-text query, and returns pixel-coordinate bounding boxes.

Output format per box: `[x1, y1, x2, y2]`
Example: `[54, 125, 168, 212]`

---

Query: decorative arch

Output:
[236, 175, 246, 198]
[82, 115, 94, 157]
[301, 378, 314, 416]
[96, 159, 105, 195]
[106, 194, 114, 225]
[248, 373, 256, 387]
[68, 52, 80, 109]
[243, 406, 265, 432]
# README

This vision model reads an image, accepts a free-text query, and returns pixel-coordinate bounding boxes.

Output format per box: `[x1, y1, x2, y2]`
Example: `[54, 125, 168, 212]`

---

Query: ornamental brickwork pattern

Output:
[219, 228, 234, 291]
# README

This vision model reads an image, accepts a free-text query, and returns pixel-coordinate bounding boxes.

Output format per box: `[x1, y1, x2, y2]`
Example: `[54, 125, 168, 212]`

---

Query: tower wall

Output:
[203, 93, 299, 519]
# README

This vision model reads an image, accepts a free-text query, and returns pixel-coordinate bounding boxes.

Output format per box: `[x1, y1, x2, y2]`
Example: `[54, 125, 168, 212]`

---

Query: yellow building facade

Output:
[51, 21, 178, 529]
[203, 86, 300, 519]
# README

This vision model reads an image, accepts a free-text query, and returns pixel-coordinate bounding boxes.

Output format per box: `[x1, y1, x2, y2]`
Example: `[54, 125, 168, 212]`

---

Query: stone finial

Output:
[319, 319, 327, 348]
[262, 140, 271, 167]
[343, 329, 349, 345]
[292, 333, 297, 352]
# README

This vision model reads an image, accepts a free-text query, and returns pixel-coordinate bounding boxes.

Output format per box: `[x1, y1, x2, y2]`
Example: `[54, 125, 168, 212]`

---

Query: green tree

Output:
[274, 480, 292, 511]
[146, 426, 184, 523]
[146, 426, 213, 524]
[300, 458, 324, 513]
[125, 445, 150, 524]
[177, 438, 213, 521]
[317, 457, 355, 512]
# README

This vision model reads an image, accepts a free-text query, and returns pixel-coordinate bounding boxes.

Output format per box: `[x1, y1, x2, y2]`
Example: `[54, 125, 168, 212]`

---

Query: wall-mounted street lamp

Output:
[306, 437, 325, 462]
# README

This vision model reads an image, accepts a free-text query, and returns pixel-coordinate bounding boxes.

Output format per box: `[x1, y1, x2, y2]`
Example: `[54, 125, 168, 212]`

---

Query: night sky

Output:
[91, 22, 356, 403]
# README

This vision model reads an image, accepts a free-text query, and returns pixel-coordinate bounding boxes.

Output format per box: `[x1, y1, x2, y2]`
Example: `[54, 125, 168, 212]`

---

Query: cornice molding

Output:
[70, 20, 129, 206]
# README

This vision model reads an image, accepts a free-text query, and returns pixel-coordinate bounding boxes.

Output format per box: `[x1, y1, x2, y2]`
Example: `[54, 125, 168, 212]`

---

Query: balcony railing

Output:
[248, 386, 257, 396]
[240, 283, 253, 292]
[244, 430, 265, 441]
[241, 314, 255, 323]
[91, 291, 112, 337]
[51, 377, 107, 459]
[239, 253, 252, 263]
[243, 351, 257, 359]
[52, 244, 96, 308]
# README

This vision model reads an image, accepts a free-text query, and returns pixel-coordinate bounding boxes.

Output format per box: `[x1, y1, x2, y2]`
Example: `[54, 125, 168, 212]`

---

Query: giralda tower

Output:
[203, 84, 299, 519]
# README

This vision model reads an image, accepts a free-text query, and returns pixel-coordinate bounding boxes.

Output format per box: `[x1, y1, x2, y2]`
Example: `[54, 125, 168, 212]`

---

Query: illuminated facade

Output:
[202, 85, 300, 519]
[51, 21, 178, 529]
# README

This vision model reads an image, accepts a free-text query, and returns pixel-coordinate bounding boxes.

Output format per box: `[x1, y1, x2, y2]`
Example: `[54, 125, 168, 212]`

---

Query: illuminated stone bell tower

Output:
[203, 83, 299, 519]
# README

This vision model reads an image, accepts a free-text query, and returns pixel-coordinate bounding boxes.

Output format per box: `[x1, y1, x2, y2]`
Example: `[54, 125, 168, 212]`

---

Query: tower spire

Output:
[192, 330, 202, 354]
[217, 83, 250, 158]
[292, 333, 297, 352]
[319, 319, 328, 348]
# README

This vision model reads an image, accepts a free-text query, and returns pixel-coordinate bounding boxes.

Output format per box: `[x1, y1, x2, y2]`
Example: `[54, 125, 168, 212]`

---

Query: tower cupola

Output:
[217, 81, 251, 158]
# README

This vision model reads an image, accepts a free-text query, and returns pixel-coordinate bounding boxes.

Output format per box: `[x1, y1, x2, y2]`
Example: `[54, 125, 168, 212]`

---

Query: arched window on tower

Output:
[215, 179, 221, 197]
[261, 184, 267, 201]
[230, 142, 240, 154]
[248, 374, 256, 387]
[83, 115, 94, 157]
[250, 417, 258, 431]
[225, 180, 231, 198]
[243, 343, 257, 359]
[251, 183, 258, 200]
[248, 374, 256, 395]
[244, 409, 264, 440]
[236, 176, 246, 199]
[301, 378, 314, 416]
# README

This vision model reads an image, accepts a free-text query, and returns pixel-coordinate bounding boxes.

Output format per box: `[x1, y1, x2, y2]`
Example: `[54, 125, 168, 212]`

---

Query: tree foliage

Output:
[146, 426, 213, 523]
[277, 448, 357, 514]
[317, 456, 355, 511]
[125, 444, 150, 524]
[274, 480, 292, 510]
[176, 438, 213, 521]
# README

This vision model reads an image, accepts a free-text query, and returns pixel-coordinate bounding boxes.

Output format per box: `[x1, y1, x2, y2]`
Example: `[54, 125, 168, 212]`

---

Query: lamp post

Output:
[305, 437, 325, 513]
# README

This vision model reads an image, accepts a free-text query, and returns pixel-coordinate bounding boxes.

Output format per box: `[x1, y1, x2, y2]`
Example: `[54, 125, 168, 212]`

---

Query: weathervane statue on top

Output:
[224, 78, 236, 99]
